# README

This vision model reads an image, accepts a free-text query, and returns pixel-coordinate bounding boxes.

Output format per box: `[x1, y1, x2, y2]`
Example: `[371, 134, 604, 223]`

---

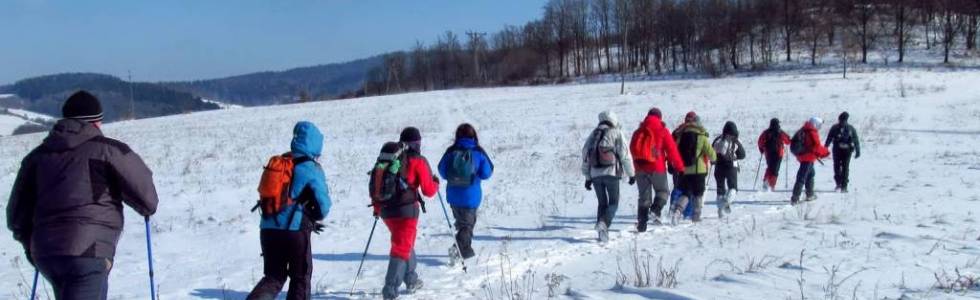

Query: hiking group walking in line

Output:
[6, 91, 860, 299]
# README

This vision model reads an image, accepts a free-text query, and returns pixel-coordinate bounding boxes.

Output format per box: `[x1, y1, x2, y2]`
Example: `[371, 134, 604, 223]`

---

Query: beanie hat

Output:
[685, 111, 698, 123]
[769, 118, 781, 130]
[62, 90, 103, 123]
[838, 111, 850, 123]
[809, 117, 824, 129]
[647, 107, 662, 118]
[399, 127, 422, 143]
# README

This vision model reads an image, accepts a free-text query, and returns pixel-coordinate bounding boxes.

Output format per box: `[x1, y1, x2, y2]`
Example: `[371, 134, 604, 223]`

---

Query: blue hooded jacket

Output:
[438, 138, 494, 209]
[260, 121, 332, 231]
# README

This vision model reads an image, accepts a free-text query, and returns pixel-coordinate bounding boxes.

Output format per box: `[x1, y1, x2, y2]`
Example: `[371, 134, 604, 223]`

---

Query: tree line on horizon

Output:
[348, 0, 980, 97]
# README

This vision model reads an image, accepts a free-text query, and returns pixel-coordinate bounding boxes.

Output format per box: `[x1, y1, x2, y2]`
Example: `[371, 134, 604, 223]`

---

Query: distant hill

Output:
[164, 56, 383, 106]
[0, 73, 219, 122]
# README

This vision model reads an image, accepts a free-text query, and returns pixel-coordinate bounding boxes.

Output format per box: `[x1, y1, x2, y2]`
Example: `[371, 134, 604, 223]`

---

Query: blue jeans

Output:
[792, 162, 816, 201]
[36, 256, 112, 300]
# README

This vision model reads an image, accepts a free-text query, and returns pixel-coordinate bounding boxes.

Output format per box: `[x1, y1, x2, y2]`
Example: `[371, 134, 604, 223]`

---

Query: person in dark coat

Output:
[824, 112, 861, 193]
[711, 121, 746, 218]
[438, 123, 494, 260]
[247, 121, 333, 300]
[6, 90, 159, 300]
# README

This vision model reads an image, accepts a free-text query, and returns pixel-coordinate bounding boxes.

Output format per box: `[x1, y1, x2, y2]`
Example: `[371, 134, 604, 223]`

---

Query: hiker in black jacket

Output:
[7, 91, 159, 300]
[711, 121, 746, 218]
[825, 112, 861, 193]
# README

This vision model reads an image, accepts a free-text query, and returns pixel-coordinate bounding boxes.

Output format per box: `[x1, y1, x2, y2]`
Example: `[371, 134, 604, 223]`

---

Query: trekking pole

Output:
[437, 190, 468, 273]
[29, 269, 38, 300]
[144, 216, 156, 300]
[349, 217, 379, 296]
[753, 153, 763, 191]
[784, 153, 790, 190]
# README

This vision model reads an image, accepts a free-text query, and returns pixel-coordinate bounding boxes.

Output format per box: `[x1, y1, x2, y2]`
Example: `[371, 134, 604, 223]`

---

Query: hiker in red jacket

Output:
[376, 127, 439, 300]
[757, 118, 791, 191]
[791, 117, 830, 204]
[630, 108, 685, 231]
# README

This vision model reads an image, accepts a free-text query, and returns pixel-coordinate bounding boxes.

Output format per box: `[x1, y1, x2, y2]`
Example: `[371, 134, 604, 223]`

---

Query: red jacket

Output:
[758, 129, 791, 157]
[376, 153, 439, 218]
[631, 115, 685, 174]
[795, 122, 830, 163]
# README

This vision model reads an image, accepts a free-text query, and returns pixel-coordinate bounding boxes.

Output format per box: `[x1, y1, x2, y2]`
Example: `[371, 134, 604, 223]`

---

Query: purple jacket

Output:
[7, 119, 159, 259]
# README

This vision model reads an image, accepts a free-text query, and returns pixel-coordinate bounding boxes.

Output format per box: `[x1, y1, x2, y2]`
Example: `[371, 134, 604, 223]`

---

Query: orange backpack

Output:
[253, 153, 296, 220]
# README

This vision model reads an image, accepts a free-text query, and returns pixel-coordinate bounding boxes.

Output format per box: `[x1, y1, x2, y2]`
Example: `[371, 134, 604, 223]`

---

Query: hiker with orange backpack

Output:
[629, 108, 685, 232]
[247, 121, 332, 300]
[370, 127, 439, 300]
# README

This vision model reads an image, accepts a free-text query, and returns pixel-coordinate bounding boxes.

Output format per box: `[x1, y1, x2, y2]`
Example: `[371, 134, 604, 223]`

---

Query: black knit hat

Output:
[399, 127, 422, 142]
[62, 90, 103, 122]
[648, 107, 662, 118]
[839, 111, 850, 123]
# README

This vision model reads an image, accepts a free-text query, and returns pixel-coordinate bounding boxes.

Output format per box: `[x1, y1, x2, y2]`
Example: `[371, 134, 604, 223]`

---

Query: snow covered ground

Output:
[1, 69, 979, 299]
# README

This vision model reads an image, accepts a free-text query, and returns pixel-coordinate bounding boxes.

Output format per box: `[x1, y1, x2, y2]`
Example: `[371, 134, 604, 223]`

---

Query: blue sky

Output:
[0, 0, 547, 84]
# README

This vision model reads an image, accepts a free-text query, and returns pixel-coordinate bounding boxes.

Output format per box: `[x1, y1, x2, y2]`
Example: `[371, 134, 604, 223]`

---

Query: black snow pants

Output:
[247, 229, 313, 300]
[832, 148, 853, 189]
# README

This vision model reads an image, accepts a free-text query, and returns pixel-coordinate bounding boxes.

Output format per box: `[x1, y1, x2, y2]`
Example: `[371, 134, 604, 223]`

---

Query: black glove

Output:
[628, 177, 636, 185]
[855, 151, 860, 159]
[312, 222, 325, 235]
[432, 175, 440, 183]
[585, 180, 593, 191]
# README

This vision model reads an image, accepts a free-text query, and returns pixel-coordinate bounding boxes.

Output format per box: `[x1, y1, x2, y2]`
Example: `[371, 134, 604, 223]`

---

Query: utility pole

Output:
[466, 31, 487, 84]
[128, 70, 135, 120]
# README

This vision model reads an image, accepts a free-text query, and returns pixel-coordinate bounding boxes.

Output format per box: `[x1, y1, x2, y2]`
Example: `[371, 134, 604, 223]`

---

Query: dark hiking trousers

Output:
[713, 164, 738, 196]
[247, 229, 313, 300]
[832, 148, 853, 189]
[451, 207, 478, 259]
[383, 250, 420, 299]
[636, 172, 670, 226]
[36, 256, 112, 300]
[591, 176, 621, 228]
[674, 174, 707, 220]
[791, 162, 816, 202]
[764, 153, 782, 189]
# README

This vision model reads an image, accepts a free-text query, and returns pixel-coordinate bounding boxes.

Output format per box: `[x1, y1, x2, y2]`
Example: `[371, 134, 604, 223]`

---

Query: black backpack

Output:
[789, 130, 809, 156]
[835, 125, 854, 150]
[765, 129, 783, 155]
[368, 142, 414, 208]
[677, 131, 700, 167]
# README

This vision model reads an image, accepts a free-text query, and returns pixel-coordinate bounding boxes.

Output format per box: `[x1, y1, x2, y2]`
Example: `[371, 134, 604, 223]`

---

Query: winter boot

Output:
[716, 194, 727, 219]
[448, 245, 461, 267]
[725, 190, 736, 214]
[805, 194, 818, 202]
[406, 279, 424, 294]
[596, 221, 609, 243]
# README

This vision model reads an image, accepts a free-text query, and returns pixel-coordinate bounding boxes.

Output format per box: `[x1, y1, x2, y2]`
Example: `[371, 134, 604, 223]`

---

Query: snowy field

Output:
[1, 69, 979, 299]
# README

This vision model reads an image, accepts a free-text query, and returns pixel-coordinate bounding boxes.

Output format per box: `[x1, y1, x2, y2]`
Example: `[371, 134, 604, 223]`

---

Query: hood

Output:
[598, 111, 619, 128]
[291, 121, 323, 159]
[681, 122, 707, 135]
[40, 119, 103, 152]
[802, 120, 818, 132]
[455, 137, 477, 149]
[769, 118, 781, 131]
[640, 115, 664, 130]
[722, 121, 739, 137]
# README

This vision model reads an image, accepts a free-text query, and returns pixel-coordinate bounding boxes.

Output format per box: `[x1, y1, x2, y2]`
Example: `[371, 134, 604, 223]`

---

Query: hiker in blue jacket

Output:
[248, 121, 332, 300]
[438, 123, 494, 263]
